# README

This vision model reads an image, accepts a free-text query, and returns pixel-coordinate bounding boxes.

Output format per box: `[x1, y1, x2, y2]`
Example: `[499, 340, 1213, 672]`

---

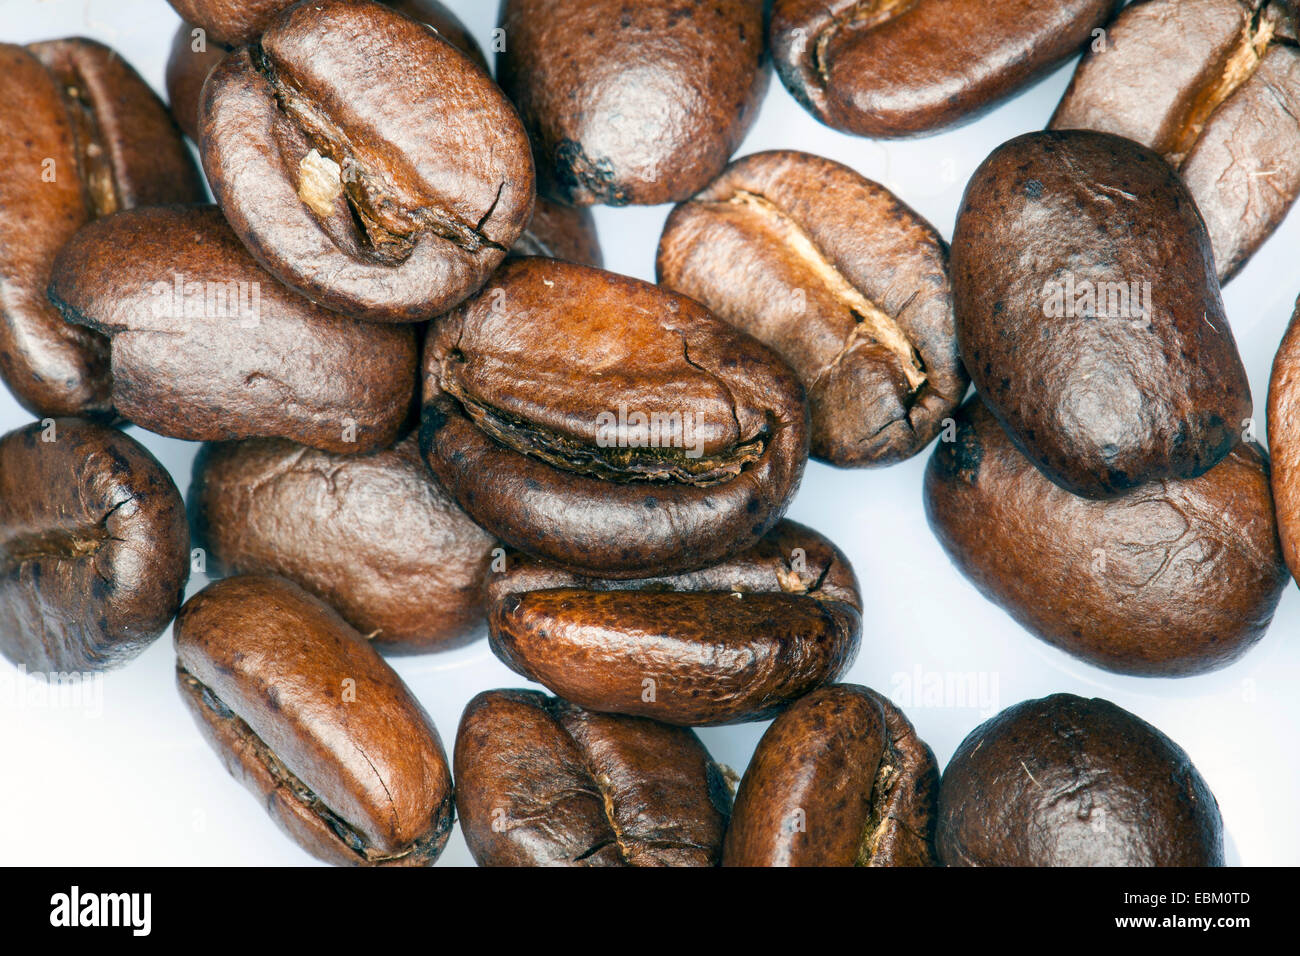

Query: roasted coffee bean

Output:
[925, 399, 1287, 677]
[723, 684, 938, 867]
[1051, 0, 1300, 282]
[496, 0, 768, 206]
[454, 689, 732, 866]
[486, 520, 859, 725]
[164, 23, 230, 144]
[770, 0, 1121, 137]
[175, 575, 455, 866]
[509, 196, 603, 268]
[189, 434, 496, 653]
[0, 39, 204, 417]
[165, 1, 487, 143]
[201, 0, 534, 322]
[0, 418, 188, 672]
[951, 130, 1252, 499]
[1267, 295, 1300, 588]
[658, 150, 965, 467]
[421, 257, 808, 578]
[165, 0, 297, 46]
[938, 694, 1225, 866]
[48, 205, 416, 454]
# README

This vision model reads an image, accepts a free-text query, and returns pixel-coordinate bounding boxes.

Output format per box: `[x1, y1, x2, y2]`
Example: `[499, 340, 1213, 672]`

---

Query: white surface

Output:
[1, 0, 1297, 867]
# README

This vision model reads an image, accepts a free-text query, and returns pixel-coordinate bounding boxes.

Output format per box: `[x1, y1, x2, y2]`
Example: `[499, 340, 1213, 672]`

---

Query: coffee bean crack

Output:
[709, 189, 928, 397]
[251, 44, 504, 264]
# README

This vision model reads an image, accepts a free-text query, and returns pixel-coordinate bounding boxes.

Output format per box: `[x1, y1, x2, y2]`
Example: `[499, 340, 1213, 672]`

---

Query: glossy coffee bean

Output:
[454, 689, 732, 866]
[509, 196, 603, 268]
[165, 1, 487, 143]
[0, 418, 189, 672]
[486, 521, 859, 726]
[421, 257, 809, 578]
[951, 130, 1252, 499]
[938, 694, 1225, 866]
[175, 575, 455, 866]
[770, 0, 1120, 137]
[48, 205, 417, 454]
[189, 434, 497, 654]
[925, 399, 1287, 677]
[0, 39, 204, 417]
[1051, 0, 1300, 282]
[723, 685, 938, 867]
[1267, 294, 1300, 589]
[496, 0, 768, 206]
[201, 0, 534, 322]
[658, 150, 965, 467]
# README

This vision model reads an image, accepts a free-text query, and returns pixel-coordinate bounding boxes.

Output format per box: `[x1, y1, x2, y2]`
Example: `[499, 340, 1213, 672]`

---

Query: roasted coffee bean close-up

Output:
[4, 0, 1299, 878]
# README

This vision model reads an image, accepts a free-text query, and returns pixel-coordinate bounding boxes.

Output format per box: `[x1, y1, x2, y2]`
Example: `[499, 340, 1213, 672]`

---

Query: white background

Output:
[1, 0, 1297, 867]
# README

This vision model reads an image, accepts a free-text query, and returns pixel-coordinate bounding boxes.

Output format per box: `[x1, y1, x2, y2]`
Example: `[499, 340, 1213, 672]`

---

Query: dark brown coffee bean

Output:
[485, 521, 859, 726]
[454, 689, 732, 866]
[509, 196, 603, 268]
[658, 150, 965, 467]
[189, 434, 496, 653]
[47, 205, 417, 454]
[165, 1, 487, 143]
[951, 130, 1252, 499]
[421, 257, 809, 578]
[496, 0, 768, 206]
[723, 684, 938, 867]
[0, 39, 204, 417]
[938, 694, 1225, 866]
[0, 418, 189, 672]
[1051, 0, 1300, 282]
[200, 0, 534, 323]
[925, 399, 1287, 676]
[1267, 294, 1300, 588]
[770, 0, 1121, 137]
[175, 574, 455, 866]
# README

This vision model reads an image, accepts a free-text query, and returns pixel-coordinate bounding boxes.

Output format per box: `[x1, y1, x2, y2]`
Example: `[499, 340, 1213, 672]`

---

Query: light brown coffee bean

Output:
[658, 150, 965, 467]
[175, 575, 455, 866]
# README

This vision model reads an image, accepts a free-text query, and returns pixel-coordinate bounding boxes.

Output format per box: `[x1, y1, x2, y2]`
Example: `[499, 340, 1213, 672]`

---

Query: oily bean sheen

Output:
[1267, 296, 1300, 588]
[938, 694, 1225, 866]
[0, 419, 189, 672]
[770, 0, 1121, 137]
[486, 520, 860, 726]
[421, 257, 809, 579]
[1051, 0, 1300, 282]
[165, 1, 487, 143]
[496, 0, 768, 206]
[723, 684, 939, 867]
[201, 0, 535, 323]
[658, 150, 965, 467]
[0, 39, 204, 418]
[924, 400, 1287, 677]
[951, 130, 1252, 499]
[175, 575, 455, 866]
[454, 689, 733, 866]
[47, 205, 416, 454]
[189, 434, 497, 654]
